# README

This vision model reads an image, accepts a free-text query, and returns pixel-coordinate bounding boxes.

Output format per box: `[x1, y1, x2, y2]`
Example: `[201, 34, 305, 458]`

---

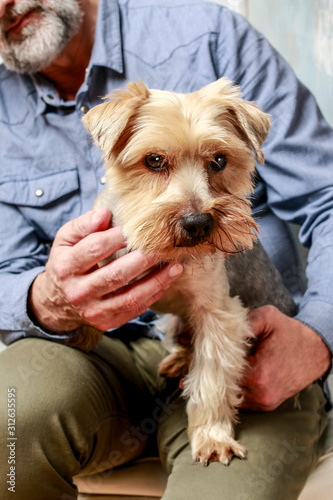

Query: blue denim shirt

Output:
[1, 0, 333, 356]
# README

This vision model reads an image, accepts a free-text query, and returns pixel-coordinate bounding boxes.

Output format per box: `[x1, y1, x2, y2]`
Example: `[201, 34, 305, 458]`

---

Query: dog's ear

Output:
[83, 80, 150, 154]
[198, 78, 271, 164]
[226, 99, 271, 164]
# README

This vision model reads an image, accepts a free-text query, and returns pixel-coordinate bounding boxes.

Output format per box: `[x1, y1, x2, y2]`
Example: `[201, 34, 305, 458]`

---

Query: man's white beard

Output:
[0, 0, 83, 74]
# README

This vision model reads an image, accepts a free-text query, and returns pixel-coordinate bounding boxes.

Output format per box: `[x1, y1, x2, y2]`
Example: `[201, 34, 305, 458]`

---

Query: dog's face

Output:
[83, 79, 271, 261]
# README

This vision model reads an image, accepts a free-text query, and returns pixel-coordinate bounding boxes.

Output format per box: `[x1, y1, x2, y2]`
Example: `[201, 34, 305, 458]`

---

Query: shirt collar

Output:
[32, 0, 123, 114]
[89, 0, 123, 75]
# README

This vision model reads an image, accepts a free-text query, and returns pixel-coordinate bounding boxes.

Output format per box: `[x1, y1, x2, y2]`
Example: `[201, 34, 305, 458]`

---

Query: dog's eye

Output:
[145, 154, 167, 171]
[209, 154, 228, 172]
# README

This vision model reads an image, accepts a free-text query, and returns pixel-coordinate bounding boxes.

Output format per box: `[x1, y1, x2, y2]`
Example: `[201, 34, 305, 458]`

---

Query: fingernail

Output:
[168, 263, 183, 278]
[92, 208, 103, 222]
[93, 207, 111, 224]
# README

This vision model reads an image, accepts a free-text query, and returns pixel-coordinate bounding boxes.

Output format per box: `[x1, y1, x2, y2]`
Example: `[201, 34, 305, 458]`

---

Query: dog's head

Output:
[83, 79, 271, 261]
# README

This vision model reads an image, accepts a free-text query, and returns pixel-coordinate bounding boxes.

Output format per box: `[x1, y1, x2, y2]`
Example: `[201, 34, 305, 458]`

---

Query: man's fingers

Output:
[84, 262, 183, 331]
[247, 305, 277, 337]
[46, 207, 184, 332]
[55, 207, 112, 247]
[103, 261, 183, 310]
[69, 226, 128, 274]
[79, 249, 175, 295]
[241, 390, 275, 412]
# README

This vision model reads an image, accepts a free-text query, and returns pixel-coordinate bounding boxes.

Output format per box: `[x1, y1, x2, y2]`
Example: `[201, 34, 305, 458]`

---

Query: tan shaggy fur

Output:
[79, 79, 271, 465]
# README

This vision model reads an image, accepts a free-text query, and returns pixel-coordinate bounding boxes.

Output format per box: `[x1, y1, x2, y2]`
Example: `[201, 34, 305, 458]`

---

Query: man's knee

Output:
[1, 337, 93, 393]
[0, 338, 104, 446]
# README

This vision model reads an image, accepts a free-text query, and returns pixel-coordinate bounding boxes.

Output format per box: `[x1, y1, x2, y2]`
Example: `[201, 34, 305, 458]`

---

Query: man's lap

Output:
[159, 383, 327, 500]
[0, 335, 166, 498]
[0, 336, 328, 499]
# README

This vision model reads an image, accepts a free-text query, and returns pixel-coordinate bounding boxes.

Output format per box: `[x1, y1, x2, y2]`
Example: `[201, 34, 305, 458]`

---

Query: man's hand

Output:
[242, 305, 331, 411]
[28, 207, 183, 333]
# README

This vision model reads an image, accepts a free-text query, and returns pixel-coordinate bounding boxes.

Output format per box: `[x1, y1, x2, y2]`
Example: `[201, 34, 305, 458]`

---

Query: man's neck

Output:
[40, 0, 99, 101]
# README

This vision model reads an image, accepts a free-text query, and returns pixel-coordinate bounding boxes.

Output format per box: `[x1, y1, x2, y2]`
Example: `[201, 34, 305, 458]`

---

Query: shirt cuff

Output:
[7, 267, 81, 344]
[295, 300, 333, 357]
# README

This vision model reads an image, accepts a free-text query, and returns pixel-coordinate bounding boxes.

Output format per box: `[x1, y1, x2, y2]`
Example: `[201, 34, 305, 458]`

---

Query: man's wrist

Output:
[27, 272, 81, 333]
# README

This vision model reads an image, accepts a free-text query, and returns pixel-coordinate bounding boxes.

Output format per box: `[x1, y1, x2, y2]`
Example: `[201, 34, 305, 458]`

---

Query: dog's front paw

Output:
[191, 424, 246, 466]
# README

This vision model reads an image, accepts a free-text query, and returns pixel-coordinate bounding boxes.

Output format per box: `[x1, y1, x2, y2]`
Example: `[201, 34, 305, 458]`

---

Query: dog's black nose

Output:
[181, 213, 214, 240]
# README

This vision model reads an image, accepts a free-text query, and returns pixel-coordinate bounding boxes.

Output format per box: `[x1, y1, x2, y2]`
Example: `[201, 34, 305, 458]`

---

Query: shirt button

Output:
[35, 188, 44, 197]
[80, 104, 90, 114]
[100, 176, 107, 185]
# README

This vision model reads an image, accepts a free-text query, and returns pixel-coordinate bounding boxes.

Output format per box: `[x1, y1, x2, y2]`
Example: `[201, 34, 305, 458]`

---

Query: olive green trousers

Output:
[0, 335, 328, 500]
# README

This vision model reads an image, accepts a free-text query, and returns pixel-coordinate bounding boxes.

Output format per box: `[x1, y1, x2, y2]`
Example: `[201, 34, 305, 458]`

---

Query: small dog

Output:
[80, 78, 273, 466]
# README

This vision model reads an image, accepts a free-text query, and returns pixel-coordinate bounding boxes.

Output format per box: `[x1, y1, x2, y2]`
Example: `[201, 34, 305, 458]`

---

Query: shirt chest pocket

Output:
[0, 168, 81, 241]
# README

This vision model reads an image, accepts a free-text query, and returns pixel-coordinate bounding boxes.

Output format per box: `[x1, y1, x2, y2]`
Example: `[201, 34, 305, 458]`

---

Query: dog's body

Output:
[79, 79, 294, 465]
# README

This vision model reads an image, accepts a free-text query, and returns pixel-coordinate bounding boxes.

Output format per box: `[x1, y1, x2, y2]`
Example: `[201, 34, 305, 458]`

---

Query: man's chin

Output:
[0, 0, 83, 75]
[0, 37, 63, 74]
[1, 17, 74, 74]
[1, 55, 54, 75]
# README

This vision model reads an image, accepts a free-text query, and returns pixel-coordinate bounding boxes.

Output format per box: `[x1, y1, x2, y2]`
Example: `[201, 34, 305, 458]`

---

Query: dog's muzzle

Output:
[180, 212, 213, 244]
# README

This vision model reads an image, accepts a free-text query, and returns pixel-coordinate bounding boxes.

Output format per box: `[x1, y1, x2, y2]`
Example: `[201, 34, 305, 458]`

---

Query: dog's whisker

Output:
[213, 197, 249, 214]
[189, 252, 206, 270]
[221, 222, 253, 236]
[216, 231, 225, 252]
[215, 223, 240, 252]
[213, 239, 242, 255]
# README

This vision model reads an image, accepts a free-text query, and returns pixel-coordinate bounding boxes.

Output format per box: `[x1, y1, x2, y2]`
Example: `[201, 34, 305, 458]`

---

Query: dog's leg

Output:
[154, 314, 192, 378]
[180, 258, 252, 466]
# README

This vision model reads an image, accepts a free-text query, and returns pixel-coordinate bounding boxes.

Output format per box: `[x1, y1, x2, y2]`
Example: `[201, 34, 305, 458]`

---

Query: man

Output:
[0, 0, 331, 499]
